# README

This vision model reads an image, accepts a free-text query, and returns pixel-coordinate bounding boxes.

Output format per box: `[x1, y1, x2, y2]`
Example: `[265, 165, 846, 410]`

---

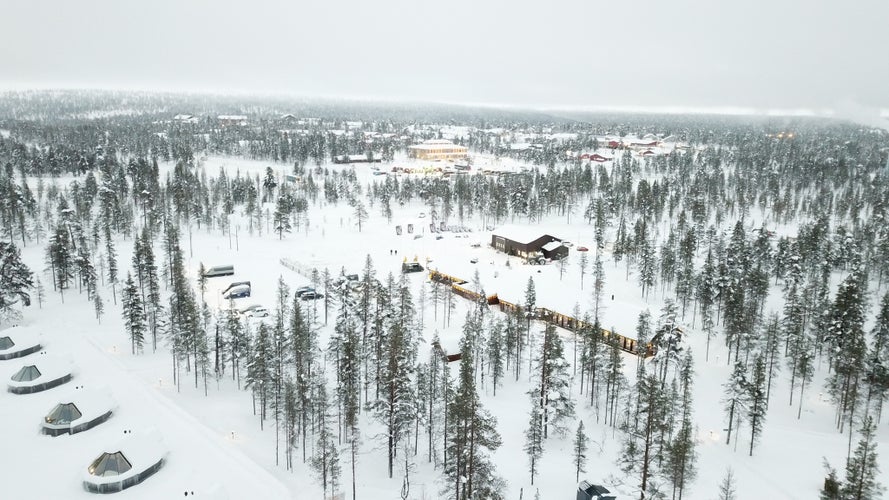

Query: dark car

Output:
[300, 291, 324, 301]
[295, 286, 315, 297]
[223, 285, 251, 300]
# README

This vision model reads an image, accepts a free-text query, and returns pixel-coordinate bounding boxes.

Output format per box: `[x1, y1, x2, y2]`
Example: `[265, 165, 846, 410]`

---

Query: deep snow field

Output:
[1, 154, 886, 499]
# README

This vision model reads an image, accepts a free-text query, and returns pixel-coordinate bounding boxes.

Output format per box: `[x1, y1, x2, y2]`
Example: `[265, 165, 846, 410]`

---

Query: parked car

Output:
[402, 262, 424, 273]
[243, 307, 270, 318]
[202, 264, 234, 278]
[561, 240, 574, 247]
[418, 212, 426, 218]
[577, 246, 589, 252]
[222, 281, 251, 296]
[470, 257, 479, 264]
[239, 304, 263, 314]
[295, 286, 315, 297]
[300, 291, 324, 301]
[223, 285, 251, 300]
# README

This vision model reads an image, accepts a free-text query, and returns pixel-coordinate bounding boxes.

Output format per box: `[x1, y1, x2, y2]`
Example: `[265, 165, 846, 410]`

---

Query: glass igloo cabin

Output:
[43, 388, 115, 436]
[0, 326, 42, 360]
[7, 357, 73, 394]
[82, 430, 166, 494]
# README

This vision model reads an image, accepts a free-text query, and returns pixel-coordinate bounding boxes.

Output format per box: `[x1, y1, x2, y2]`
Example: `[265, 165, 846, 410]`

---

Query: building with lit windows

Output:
[408, 139, 468, 161]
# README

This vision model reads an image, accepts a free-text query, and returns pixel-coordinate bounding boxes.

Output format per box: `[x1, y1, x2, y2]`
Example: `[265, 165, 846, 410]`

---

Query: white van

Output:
[203, 265, 234, 278]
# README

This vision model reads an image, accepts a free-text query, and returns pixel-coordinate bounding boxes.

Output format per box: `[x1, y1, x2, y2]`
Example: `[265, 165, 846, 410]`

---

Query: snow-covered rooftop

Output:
[541, 241, 562, 252]
[491, 224, 560, 245]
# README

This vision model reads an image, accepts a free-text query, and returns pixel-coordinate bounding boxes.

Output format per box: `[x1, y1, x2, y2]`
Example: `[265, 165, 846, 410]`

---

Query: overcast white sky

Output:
[2, 0, 888, 113]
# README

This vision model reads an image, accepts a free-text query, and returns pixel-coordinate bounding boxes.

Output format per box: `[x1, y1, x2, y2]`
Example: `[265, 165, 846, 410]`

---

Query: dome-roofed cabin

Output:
[0, 326, 42, 360]
[7, 356, 73, 394]
[43, 387, 115, 436]
[82, 429, 167, 494]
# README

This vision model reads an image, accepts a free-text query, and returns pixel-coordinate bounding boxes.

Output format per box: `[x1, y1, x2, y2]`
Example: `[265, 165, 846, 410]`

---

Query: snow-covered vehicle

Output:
[222, 285, 251, 300]
[243, 306, 270, 318]
[221, 281, 251, 296]
[300, 291, 324, 301]
[43, 386, 116, 436]
[202, 265, 234, 278]
[294, 286, 315, 297]
[82, 429, 167, 494]
[0, 326, 42, 360]
[8, 355, 74, 394]
[238, 304, 263, 314]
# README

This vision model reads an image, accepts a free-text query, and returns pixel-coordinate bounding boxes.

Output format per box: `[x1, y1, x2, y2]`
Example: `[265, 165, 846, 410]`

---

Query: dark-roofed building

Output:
[491, 225, 563, 260]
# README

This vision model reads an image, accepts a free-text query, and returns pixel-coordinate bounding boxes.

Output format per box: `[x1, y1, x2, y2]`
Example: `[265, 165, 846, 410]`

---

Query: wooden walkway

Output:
[428, 270, 654, 357]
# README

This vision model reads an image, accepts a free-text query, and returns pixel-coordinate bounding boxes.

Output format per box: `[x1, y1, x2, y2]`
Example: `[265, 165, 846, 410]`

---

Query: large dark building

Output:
[491, 225, 566, 260]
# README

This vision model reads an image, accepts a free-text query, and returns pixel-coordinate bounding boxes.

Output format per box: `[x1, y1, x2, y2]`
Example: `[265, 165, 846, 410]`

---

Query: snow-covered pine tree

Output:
[93, 291, 104, 323]
[840, 416, 883, 500]
[374, 272, 417, 478]
[197, 262, 207, 303]
[573, 420, 589, 482]
[697, 248, 716, 361]
[722, 362, 747, 446]
[103, 225, 118, 304]
[717, 467, 736, 500]
[593, 252, 605, 319]
[282, 378, 298, 471]
[0, 241, 33, 322]
[638, 234, 656, 298]
[664, 351, 697, 500]
[121, 272, 146, 354]
[863, 293, 889, 419]
[443, 312, 504, 500]
[486, 318, 504, 396]
[761, 313, 781, 406]
[46, 224, 73, 296]
[746, 354, 767, 456]
[290, 294, 314, 463]
[532, 323, 575, 438]
[226, 303, 248, 387]
[826, 270, 868, 434]
[617, 364, 668, 500]
[246, 322, 273, 430]
[524, 392, 544, 485]
[273, 194, 292, 239]
[311, 373, 341, 499]
[578, 249, 588, 290]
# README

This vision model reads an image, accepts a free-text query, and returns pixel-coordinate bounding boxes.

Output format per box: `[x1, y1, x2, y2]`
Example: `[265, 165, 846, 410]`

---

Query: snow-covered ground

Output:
[2, 154, 885, 499]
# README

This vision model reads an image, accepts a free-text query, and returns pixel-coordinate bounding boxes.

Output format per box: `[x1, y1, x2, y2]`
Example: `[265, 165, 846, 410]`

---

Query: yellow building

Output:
[408, 140, 468, 161]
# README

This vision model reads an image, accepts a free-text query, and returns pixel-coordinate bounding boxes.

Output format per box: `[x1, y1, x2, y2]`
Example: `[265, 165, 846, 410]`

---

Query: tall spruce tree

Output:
[746, 354, 767, 456]
[573, 420, 589, 482]
[841, 416, 884, 500]
[0, 241, 33, 322]
[443, 313, 504, 500]
[121, 272, 146, 354]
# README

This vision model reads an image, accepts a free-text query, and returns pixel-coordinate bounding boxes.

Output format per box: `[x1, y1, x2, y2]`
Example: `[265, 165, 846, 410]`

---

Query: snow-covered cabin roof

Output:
[492, 225, 560, 245]
[542, 241, 562, 252]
